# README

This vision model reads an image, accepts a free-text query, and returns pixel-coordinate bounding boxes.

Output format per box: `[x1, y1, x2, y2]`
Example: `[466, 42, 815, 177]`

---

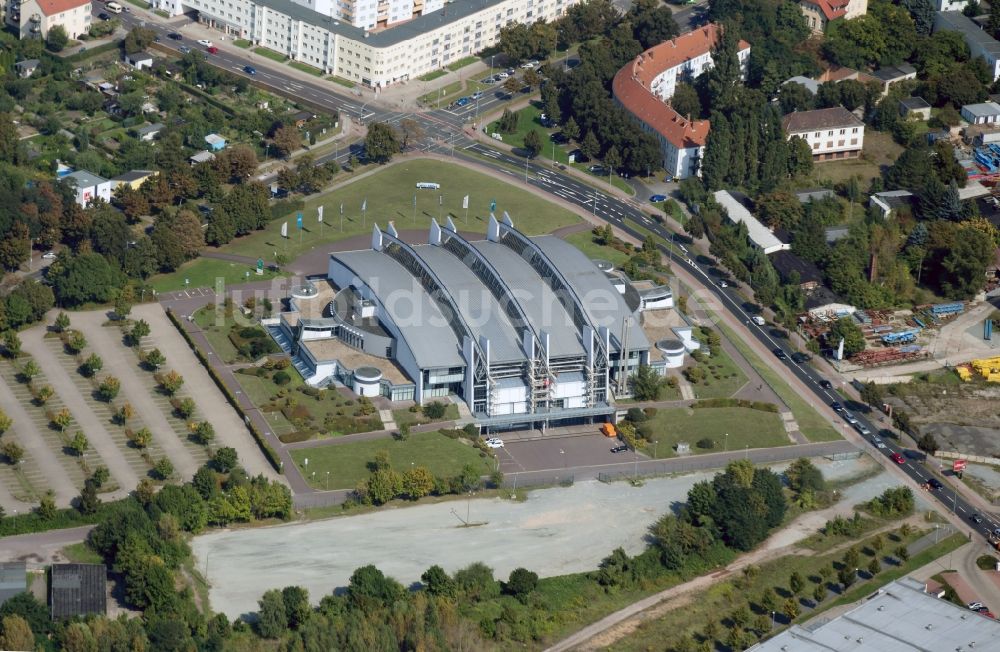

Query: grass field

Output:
[688, 339, 748, 400]
[327, 76, 355, 88]
[641, 407, 788, 458]
[417, 69, 448, 82]
[233, 39, 252, 48]
[562, 229, 633, 268]
[218, 160, 582, 260]
[289, 431, 492, 489]
[392, 403, 460, 427]
[612, 526, 956, 651]
[252, 47, 288, 62]
[150, 258, 286, 293]
[288, 61, 323, 76]
[192, 306, 243, 364]
[718, 321, 841, 442]
[61, 542, 103, 564]
[446, 56, 479, 71]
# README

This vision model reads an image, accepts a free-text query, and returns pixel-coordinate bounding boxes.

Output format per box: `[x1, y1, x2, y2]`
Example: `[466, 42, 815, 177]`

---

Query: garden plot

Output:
[0, 361, 96, 504]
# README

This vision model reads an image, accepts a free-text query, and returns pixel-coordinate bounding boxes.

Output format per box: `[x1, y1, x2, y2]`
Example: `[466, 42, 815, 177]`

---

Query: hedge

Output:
[0, 496, 128, 538]
[165, 308, 283, 472]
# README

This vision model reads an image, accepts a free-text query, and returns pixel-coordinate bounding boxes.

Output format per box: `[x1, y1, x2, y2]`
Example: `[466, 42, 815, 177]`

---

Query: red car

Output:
[206, 46, 219, 54]
[891, 453, 905, 464]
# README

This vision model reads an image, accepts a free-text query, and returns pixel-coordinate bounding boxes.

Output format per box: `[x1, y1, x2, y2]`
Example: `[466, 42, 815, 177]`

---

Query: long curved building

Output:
[612, 24, 750, 180]
[276, 214, 649, 431]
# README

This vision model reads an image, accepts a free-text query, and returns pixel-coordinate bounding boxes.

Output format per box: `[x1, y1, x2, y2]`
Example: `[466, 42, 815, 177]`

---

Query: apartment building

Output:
[781, 106, 865, 161]
[612, 24, 750, 180]
[799, 0, 867, 34]
[150, 0, 575, 86]
[5, 0, 91, 39]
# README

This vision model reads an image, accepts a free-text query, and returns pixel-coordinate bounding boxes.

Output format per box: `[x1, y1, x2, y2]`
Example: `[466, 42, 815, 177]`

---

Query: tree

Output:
[580, 131, 600, 160]
[154, 456, 174, 480]
[64, 331, 86, 354]
[52, 408, 72, 433]
[224, 144, 258, 180]
[782, 597, 800, 620]
[48, 253, 122, 307]
[562, 116, 580, 141]
[827, 316, 866, 357]
[401, 466, 435, 499]
[46, 25, 69, 52]
[18, 359, 39, 383]
[867, 556, 881, 576]
[69, 431, 88, 457]
[116, 402, 134, 426]
[505, 567, 539, 602]
[347, 564, 405, 609]
[123, 26, 156, 53]
[53, 312, 71, 333]
[503, 75, 523, 97]
[191, 421, 215, 446]
[1, 332, 19, 359]
[838, 566, 857, 589]
[145, 348, 166, 371]
[789, 571, 805, 596]
[256, 589, 287, 638]
[129, 320, 151, 345]
[0, 409, 10, 436]
[630, 0, 679, 49]
[671, 82, 702, 119]
[281, 585, 310, 630]
[785, 458, 825, 494]
[631, 364, 663, 401]
[130, 427, 152, 449]
[98, 376, 120, 401]
[271, 124, 301, 159]
[523, 129, 542, 158]
[174, 397, 196, 420]
[706, 22, 743, 112]
[364, 122, 401, 163]
[917, 433, 939, 456]
[896, 544, 910, 562]
[78, 479, 100, 515]
[422, 564, 456, 597]
[0, 614, 34, 651]
[1, 441, 23, 465]
[812, 582, 827, 605]
[0, 222, 29, 272]
[213, 447, 238, 473]
[398, 118, 425, 150]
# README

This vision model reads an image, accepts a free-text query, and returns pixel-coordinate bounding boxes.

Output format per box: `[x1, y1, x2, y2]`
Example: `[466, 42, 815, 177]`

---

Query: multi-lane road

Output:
[105, 4, 1000, 541]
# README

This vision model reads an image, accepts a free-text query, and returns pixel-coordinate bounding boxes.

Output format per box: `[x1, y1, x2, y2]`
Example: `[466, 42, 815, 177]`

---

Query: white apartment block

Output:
[781, 106, 865, 161]
[5, 0, 91, 39]
[150, 0, 575, 86]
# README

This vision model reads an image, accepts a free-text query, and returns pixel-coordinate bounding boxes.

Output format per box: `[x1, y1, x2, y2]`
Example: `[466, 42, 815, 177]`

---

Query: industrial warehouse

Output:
[270, 215, 690, 430]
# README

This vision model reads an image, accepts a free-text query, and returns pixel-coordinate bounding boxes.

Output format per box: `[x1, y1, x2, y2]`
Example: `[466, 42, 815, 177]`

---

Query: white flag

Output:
[462, 195, 469, 209]
[280, 222, 288, 238]
[361, 198, 367, 212]
[318, 205, 324, 223]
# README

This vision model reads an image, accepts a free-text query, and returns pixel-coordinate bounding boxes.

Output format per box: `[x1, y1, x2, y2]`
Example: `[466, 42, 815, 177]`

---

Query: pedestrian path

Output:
[379, 409, 397, 432]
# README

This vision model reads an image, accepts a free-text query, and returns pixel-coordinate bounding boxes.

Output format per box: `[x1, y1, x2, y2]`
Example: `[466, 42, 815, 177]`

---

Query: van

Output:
[751, 315, 766, 326]
[106, 1, 122, 12]
[415, 182, 440, 190]
[600, 423, 617, 438]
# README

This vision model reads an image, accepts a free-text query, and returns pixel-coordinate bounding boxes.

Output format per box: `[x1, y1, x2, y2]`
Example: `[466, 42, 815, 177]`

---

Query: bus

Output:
[415, 182, 440, 190]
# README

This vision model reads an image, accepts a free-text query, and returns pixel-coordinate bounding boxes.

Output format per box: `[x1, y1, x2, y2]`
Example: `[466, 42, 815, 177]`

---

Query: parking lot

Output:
[497, 433, 638, 474]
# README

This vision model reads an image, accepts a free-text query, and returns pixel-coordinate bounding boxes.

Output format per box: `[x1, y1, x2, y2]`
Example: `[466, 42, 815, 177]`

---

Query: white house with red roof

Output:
[6, 0, 91, 39]
[612, 24, 750, 180]
[799, 0, 867, 34]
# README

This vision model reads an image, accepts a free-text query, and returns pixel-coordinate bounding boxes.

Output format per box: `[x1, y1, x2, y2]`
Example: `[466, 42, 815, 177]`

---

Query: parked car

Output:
[98, 12, 110, 19]
[568, 149, 588, 162]
[168, 32, 183, 40]
[481, 77, 496, 84]
[717, 280, 729, 289]
[969, 602, 985, 611]
[588, 165, 606, 174]
[42, 251, 56, 259]
[243, 65, 256, 75]
[550, 132, 568, 144]
[891, 452, 905, 464]
[206, 46, 219, 54]
[649, 194, 668, 203]
[484, 438, 504, 449]
[610, 445, 628, 453]
[197, 39, 213, 47]
[773, 348, 787, 360]
[497, 71, 509, 79]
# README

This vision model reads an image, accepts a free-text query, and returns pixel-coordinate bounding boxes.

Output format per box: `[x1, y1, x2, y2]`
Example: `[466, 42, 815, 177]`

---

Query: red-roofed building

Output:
[6, 0, 91, 39]
[612, 24, 750, 180]
[799, 0, 867, 33]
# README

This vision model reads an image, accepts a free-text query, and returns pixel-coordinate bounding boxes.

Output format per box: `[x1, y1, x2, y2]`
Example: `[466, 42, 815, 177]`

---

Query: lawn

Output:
[562, 229, 633, 268]
[233, 39, 252, 48]
[61, 542, 103, 564]
[327, 76, 355, 88]
[808, 131, 902, 188]
[639, 406, 788, 458]
[717, 321, 841, 442]
[192, 306, 242, 363]
[149, 257, 286, 293]
[253, 47, 288, 63]
[686, 334, 748, 400]
[288, 61, 323, 77]
[289, 431, 492, 489]
[446, 56, 479, 71]
[417, 69, 448, 82]
[392, 402, 460, 427]
[219, 159, 582, 260]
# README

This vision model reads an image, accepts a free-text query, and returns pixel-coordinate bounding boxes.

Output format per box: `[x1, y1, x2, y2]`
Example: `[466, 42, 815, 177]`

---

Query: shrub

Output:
[977, 555, 999, 570]
[278, 431, 312, 444]
[301, 387, 320, 397]
[696, 437, 715, 449]
[626, 407, 647, 423]
[423, 401, 447, 419]
[273, 371, 291, 386]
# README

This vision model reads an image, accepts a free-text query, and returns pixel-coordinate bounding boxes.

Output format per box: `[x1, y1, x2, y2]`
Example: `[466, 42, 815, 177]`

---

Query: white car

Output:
[471, 91, 484, 100]
[497, 72, 509, 79]
[484, 438, 504, 449]
[871, 437, 886, 449]
[42, 251, 56, 259]
[718, 280, 728, 288]
[197, 39, 214, 48]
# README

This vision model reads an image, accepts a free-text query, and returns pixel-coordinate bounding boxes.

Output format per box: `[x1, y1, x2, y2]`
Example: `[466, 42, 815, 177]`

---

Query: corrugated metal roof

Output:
[714, 190, 790, 254]
[50, 564, 106, 620]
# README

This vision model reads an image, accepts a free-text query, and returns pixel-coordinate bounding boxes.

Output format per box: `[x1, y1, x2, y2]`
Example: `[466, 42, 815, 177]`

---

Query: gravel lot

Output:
[193, 456, 886, 617]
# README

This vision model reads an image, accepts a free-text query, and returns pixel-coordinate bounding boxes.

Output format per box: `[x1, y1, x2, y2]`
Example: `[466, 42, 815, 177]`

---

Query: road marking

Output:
[958, 505, 966, 513]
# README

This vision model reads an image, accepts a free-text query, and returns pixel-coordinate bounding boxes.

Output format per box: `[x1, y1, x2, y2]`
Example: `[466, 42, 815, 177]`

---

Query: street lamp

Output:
[724, 432, 729, 452]
[325, 471, 330, 490]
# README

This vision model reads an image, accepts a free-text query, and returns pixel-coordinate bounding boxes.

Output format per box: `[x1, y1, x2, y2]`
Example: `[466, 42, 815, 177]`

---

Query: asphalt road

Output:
[101, 6, 1000, 542]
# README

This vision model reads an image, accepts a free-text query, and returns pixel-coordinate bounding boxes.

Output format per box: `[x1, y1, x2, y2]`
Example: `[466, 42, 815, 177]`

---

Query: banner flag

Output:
[462, 195, 469, 209]
[280, 222, 287, 238]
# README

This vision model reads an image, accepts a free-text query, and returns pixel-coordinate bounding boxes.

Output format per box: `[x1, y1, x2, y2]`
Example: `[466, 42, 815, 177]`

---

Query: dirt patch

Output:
[580, 593, 696, 651]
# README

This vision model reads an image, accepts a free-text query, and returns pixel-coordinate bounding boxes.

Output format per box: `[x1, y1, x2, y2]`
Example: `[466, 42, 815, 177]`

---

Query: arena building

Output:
[272, 215, 651, 430]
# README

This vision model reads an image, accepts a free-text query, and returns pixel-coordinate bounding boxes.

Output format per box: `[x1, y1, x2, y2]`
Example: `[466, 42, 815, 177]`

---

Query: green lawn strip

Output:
[562, 230, 632, 267]
[716, 320, 841, 442]
[641, 407, 788, 459]
[233, 39, 252, 48]
[149, 257, 286, 293]
[231, 373, 297, 436]
[391, 403, 459, 427]
[220, 159, 581, 259]
[288, 431, 492, 489]
[288, 61, 323, 77]
[191, 306, 242, 363]
[687, 339, 748, 400]
[418, 69, 448, 82]
[122, 0, 145, 7]
[446, 56, 479, 71]
[253, 47, 287, 62]
[611, 526, 934, 651]
[61, 542, 103, 564]
[326, 75, 355, 88]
